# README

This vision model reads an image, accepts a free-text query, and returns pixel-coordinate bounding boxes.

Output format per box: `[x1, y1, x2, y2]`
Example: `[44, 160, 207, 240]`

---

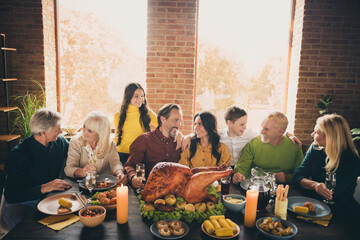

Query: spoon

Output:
[73, 192, 89, 214]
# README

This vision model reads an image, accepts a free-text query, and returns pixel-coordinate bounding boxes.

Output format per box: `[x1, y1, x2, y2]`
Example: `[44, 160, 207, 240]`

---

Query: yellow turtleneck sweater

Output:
[114, 104, 158, 154]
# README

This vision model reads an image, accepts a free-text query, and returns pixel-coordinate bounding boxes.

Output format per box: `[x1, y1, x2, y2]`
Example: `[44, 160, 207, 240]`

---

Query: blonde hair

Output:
[79, 111, 111, 159]
[267, 112, 288, 131]
[317, 114, 359, 173]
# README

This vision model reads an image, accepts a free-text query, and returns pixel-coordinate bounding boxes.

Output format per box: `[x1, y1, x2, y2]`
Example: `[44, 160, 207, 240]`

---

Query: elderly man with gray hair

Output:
[1, 108, 71, 230]
[233, 112, 304, 184]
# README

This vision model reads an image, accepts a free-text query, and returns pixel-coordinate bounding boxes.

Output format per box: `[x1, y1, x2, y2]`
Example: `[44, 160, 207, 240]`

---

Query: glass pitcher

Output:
[249, 167, 270, 211]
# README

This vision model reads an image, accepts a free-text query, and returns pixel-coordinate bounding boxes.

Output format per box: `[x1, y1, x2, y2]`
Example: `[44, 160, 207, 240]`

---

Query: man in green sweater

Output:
[233, 112, 303, 184]
[1, 109, 71, 230]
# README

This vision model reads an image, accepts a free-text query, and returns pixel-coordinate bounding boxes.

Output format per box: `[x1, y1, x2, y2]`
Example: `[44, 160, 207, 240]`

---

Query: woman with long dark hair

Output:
[114, 83, 158, 165]
[178, 111, 230, 168]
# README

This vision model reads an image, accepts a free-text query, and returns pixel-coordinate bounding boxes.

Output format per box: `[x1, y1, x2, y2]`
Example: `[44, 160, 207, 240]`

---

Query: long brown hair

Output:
[116, 83, 150, 146]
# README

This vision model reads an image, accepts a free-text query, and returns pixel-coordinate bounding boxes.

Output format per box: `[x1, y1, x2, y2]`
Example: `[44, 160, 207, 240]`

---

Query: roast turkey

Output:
[141, 162, 233, 203]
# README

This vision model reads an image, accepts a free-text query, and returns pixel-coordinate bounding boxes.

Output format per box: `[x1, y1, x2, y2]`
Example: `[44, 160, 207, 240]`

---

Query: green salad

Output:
[138, 185, 226, 223]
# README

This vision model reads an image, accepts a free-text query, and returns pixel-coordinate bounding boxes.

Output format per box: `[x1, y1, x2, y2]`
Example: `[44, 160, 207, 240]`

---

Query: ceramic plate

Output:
[256, 217, 297, 240]
[240, 179, 251, 191]
[37, 193, 86, 215]
[150, 219, 189, 239]
[288, 196, 331, 217]
[201, 221, 240, 239]
[79, 174, 117, 191]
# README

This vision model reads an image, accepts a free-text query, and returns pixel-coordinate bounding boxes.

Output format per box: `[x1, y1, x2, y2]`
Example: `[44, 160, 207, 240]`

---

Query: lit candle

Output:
[117, 184, 128, 224]
[244, 189, 259, 228]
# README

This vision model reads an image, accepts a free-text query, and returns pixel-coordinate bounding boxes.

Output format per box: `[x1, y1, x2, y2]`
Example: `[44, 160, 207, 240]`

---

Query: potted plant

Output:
[10, 81, 45, 141]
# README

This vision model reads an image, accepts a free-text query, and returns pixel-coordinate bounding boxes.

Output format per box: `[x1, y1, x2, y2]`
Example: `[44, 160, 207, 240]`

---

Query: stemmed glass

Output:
[134, 163, 146, 194]
[267, 173, 277, 204]
[85, 172, 96, 200]
[323, 172, 336, 204]
[88, 152, 97, 166]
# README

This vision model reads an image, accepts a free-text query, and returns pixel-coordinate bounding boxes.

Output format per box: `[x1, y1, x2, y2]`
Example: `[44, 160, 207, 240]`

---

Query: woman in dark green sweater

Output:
[294, 114, 360, 217]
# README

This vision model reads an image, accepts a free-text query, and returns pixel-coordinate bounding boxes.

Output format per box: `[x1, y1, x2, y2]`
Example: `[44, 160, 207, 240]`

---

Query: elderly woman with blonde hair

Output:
[294, 114, 360, 216]
[64, 111, 127, 184]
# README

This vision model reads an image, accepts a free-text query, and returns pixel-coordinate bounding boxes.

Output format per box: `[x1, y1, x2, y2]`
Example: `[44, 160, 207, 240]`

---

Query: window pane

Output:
[58, 0, 147, 127]
[197, 0, 292, 130]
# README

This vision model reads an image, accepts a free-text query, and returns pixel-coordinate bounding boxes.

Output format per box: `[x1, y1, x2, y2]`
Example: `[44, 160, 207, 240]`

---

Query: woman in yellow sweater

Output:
[179, 111, 231, 168]
[114, 83, 158, 165]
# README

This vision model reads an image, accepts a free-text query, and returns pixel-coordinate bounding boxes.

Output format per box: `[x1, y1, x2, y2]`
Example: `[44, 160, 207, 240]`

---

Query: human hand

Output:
[131, 177, 145, 189]
[81, 164, 96, 177]
[174, 131, 184, 150]
[41, 179, 72, 194]
[286, 132, 302, 149]
[274, 172, 288, 183]
[117, 173, 128, 185]
[181, 134, 192, 151]
[232, 173, 246, 184]
[314, 182, 333, 200]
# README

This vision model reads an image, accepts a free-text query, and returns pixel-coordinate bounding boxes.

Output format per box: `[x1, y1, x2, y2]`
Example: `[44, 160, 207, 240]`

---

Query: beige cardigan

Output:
[64, 135, 123, 178]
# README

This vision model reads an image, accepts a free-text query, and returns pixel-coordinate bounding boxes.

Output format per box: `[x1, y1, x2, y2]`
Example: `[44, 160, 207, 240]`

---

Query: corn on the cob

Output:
[58, 198, 72, 208]
[210, 219, 221, 230]
[218, 219, 231, 229]
[204, 220, 214, 234]
[215, 227, 234, 237]
[293, 206, 309, 214]
[225, 219, 237, 232]
[209, 215, 225, 221]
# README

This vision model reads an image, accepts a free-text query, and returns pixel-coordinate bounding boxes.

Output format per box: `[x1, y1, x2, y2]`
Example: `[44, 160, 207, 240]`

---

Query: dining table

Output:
[2, 177, 358, 240]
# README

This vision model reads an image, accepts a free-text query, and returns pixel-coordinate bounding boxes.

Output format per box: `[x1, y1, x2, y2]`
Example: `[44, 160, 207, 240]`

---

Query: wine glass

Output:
[88, 152, 97, 166]
[267, 173, 277, 204]
[85, 172, 96, 200]
[134, 163, 146, 194]
[323, 172, 336, 204]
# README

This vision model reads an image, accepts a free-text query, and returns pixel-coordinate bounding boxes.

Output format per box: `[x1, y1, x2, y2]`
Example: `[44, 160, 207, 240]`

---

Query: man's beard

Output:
[261, 134, 270, 143]
[169, 127, 178, 138]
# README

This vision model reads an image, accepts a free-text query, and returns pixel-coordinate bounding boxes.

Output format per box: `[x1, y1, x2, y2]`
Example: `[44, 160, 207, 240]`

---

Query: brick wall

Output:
[288, 0, 360, 148]
[147, 0, 198, 134]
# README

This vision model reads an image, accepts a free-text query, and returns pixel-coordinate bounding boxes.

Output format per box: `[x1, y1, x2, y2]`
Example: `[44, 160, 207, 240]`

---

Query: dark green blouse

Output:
[4, 135, 69, 203]
[294, 143, 360, 216]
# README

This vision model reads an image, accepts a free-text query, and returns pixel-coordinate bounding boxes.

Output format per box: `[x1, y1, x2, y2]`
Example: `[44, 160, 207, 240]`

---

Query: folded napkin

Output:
[38, 214, 79, 230]
[296, 214, 332, 227]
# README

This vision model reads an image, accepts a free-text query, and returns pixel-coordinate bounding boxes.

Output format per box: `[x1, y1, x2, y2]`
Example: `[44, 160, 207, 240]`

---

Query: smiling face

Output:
[260, 119, 283, 144]
[160, 108, 183, 138]
[194, 116, 208, 139]
[43, 124, 62, 143]
[227, 115, 248, 137]
[82, 125, 99, 145]
[311, 124, 326, 147]
[130, 88, 145, 108]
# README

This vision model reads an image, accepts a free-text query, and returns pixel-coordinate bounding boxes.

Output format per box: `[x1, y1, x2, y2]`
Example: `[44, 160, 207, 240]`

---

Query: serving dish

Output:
[287, 196, 331, 217]
[150, 219, 189, 239]
[201, 221, 240, 239]
[38, 193, 86, 215]
[256, 217, 297, 240]
[79, 174, 117, 191]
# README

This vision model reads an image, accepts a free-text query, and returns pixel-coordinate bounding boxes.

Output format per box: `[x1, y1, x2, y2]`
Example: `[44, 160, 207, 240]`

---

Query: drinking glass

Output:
[323, 172, 336, 204]
[134, 163, 146, 193]
[88, 152, 97, 166]
[85, 172, 96, 198]
[221, 176, 231, 195]
[267, 173, 277, 203]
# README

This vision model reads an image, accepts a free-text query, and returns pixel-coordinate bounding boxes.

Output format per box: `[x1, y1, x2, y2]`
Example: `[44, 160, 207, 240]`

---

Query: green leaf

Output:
[324, 95, 332, 102]
[316, 102, 326, 109]
[319, 110, 330, 115]
[351, 128, 360, 136]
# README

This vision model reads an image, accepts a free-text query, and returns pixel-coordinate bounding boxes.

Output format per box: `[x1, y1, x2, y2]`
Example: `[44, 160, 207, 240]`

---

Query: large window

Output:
[196, 0, 292, 130]
[57, 0, 147, 127]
